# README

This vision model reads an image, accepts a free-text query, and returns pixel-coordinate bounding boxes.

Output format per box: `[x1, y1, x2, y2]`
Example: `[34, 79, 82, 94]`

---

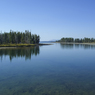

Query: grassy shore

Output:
[0, 43, 36, 47]
[0, 43, 52, 48]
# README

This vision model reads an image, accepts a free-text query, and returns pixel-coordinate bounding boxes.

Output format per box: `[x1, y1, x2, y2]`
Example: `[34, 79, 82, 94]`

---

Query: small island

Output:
[56, 37, 95, 45]
[0, 30, 51, 48]
[0, 30, 40, 47]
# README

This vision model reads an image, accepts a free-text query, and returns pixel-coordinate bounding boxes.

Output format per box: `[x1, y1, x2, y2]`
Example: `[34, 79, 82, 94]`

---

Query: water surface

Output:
[0, 43, 95, 95]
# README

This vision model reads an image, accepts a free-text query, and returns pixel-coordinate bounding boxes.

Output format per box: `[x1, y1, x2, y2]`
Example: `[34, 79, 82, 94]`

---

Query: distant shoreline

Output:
[54, 42, 95, 45]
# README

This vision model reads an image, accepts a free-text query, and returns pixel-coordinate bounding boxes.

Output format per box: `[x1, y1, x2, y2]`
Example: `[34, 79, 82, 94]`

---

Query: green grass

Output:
[0, 43, 36, 47]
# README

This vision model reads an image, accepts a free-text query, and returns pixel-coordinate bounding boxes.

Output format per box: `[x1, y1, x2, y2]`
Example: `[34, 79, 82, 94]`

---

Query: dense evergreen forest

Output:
[57, 37, 95, 43]
[0, 30, 40, 44]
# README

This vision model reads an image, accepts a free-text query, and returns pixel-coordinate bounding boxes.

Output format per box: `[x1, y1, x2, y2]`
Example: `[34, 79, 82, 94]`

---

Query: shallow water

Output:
[0, 43, 95, 95]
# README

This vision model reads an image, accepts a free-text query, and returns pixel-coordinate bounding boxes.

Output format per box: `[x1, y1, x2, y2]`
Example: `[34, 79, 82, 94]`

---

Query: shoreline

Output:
[54, 42, 95, 45]
[0, 43, 52, 49]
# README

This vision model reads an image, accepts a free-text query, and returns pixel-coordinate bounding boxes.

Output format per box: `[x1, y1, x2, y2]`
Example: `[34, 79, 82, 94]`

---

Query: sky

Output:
[0, 0, 95, 41]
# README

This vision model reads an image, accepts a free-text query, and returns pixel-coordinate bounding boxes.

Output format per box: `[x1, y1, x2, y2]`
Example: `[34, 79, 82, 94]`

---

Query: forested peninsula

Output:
[57, 37, 95, 43]
[0, 30, 40, 47]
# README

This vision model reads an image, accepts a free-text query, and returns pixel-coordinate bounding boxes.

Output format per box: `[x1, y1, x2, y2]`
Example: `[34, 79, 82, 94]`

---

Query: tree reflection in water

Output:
[60, 43, 95, 49]
[0, 46, 40, 61]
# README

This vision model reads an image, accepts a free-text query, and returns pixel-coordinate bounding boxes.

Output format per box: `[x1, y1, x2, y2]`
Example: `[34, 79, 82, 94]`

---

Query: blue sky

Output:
[0, 0, 95, 41]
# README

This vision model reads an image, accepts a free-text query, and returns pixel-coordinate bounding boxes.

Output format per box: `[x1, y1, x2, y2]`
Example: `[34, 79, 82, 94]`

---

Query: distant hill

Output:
[49, 39, 58, 41]
[40, 41, 56, 43]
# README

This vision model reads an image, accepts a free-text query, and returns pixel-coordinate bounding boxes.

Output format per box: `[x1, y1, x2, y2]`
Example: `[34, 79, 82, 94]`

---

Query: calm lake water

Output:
[0, 43, 95, 95]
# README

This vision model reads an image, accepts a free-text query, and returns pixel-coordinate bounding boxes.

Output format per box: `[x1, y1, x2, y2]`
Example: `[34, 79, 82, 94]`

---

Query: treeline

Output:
[57, 37, 95, 43]
[0, 30, 40, 44]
